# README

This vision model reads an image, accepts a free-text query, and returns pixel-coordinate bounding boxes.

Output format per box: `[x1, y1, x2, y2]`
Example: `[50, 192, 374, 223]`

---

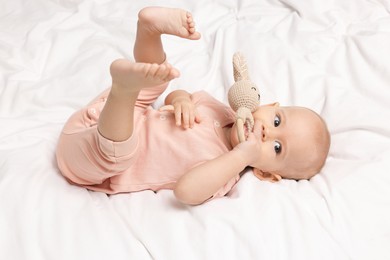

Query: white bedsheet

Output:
[1, 0, 390, 259]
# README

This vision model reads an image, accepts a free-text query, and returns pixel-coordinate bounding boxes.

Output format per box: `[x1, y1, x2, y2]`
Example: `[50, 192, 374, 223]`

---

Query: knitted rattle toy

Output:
[228, 52, 261, 143]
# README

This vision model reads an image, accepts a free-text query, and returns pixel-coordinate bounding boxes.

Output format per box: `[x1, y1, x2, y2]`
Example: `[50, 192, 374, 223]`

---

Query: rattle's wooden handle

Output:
[236, 118, 246, 143]
[235, 107, 254, 143]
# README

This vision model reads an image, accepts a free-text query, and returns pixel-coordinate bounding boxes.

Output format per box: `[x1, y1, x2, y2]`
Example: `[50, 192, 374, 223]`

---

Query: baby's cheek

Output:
[257, 143, 274, 166]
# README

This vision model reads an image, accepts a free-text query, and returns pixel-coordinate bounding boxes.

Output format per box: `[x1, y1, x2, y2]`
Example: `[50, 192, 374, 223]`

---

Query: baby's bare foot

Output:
[110, 59, 180, 92]
[138, 7, 201, 40]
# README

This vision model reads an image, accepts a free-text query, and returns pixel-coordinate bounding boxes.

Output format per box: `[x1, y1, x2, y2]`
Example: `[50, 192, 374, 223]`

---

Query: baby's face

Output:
[231, 104, 328, 179]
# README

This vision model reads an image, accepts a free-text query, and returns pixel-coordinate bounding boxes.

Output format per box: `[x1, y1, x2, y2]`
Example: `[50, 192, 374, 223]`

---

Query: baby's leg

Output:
[99, 7, 200, 142]
[98, 60, 179, 142]
[134, 7, 201, 64]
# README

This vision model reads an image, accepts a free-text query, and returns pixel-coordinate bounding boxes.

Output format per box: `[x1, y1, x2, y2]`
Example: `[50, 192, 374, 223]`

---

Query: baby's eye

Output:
[274, 115, 281, 127]
[274, 141, 282, 154]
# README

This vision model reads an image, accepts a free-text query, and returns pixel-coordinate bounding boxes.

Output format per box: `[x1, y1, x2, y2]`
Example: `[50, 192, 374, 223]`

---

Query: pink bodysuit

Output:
[56, 83, 240, 199]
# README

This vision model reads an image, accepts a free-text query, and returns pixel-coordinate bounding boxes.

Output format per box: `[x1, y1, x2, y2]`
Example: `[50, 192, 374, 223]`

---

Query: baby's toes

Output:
[145, 63, 159, 78]
[167, 67, 180, 79]
[186, 12, 193, 22]
[187, 15, 194, 26]
[155, 65, 169, 79]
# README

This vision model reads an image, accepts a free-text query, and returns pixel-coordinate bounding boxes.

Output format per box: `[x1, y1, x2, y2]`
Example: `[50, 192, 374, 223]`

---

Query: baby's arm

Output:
[174, 149, 249, 205]
[174, 121, 263, 205]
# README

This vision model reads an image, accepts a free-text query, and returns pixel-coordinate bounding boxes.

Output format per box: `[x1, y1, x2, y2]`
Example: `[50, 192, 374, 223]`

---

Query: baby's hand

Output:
[159, 97, 201, 129]
[233, 120, 263, 167]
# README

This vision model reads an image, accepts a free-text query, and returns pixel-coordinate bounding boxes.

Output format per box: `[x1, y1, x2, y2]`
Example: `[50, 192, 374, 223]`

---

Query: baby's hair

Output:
[282, 107, 331, 180]
[312, 110, 331, 171]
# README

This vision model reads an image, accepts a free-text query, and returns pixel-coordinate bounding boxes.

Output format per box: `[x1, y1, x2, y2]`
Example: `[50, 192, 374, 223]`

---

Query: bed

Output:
[1, 0, 390, 259]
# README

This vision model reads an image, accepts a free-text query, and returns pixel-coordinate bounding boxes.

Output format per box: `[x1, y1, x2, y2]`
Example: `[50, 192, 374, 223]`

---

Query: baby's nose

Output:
[261, 124, 267, 141]
[262, 124, 274, 141]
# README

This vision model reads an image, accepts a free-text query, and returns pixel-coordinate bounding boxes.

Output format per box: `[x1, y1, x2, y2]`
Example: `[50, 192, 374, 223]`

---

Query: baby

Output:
[56, 7, 330, 205]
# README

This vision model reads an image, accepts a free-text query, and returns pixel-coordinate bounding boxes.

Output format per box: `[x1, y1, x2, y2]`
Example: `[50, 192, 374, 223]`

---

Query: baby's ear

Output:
[253, 168, 282, 183]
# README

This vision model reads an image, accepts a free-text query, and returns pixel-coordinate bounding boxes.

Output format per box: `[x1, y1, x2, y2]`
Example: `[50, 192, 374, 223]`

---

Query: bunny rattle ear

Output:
[233, 52, 250, 82]
[228, 52, 261, 143]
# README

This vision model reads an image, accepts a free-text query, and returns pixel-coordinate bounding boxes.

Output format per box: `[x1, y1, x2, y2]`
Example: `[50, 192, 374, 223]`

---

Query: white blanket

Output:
[1, 0, 390, 259]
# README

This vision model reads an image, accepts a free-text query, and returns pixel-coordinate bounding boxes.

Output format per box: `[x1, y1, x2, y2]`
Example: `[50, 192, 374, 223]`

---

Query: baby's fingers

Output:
[174, 105, 182, 126]
[159, 104, 182, 126]
[181, 105, 191, 129]
[159, 102, 200, 129]
[194, 108, 201, 123]
[159, 105, 182, 126]
[181, 105, 197, 129]
[186, 105, 202, 129]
